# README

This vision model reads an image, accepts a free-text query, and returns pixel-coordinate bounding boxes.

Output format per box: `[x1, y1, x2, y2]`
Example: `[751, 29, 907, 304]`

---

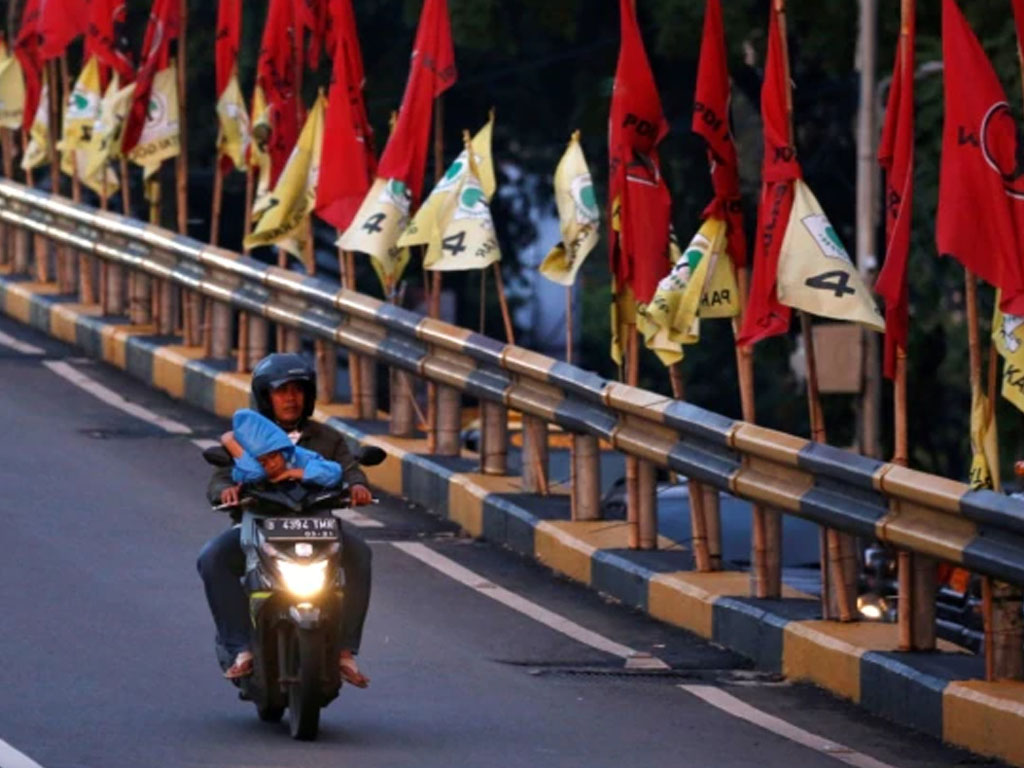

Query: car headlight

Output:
[277, 559, 329, 598]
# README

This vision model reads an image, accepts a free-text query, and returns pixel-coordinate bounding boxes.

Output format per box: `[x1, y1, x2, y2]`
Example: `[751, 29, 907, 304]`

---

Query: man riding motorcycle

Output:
[197, 353, 373, 686]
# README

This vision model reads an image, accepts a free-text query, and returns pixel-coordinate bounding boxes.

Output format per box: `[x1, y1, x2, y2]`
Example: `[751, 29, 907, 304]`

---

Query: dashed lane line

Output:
[190, 438, 221, 450]
[334, 508, 385, 528]
[393, 541, 669, 670]
[679, 685, 899, 768]
[43, 360, 192, 435]
[0, 737, 46, 768]
[0, 329, 44, 355]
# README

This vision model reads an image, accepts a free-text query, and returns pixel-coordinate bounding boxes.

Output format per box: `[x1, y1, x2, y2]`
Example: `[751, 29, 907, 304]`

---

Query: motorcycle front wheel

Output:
[287, 628, 323, 740]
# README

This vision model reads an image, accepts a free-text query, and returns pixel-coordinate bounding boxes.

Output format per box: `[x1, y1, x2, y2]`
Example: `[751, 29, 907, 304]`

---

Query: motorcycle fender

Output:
[288, 604, 322, 630]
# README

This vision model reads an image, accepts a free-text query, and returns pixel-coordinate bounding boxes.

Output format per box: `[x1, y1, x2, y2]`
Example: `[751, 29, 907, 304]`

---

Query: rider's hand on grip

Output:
[220, 484, 242, 506]
[350, 483, 373, 506]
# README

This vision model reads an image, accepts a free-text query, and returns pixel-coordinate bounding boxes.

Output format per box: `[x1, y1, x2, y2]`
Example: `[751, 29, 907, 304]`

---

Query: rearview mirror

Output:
[356, 445, 387, 467]
[202, 446, 233, 468]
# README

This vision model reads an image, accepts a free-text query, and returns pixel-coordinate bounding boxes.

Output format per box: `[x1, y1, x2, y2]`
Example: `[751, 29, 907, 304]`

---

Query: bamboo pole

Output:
[60, 56, 93, 303]
[46, 60, 68, 291]
[427, 95, 444, 453]
[625, 325, 640, 549]
[669, 365, 711, 570]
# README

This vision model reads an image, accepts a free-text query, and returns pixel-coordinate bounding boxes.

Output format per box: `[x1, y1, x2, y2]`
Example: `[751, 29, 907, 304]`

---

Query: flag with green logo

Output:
[776, 179, 884, 331]
[399, 112, 495, 251]
[128, 63, 180, 180]
[82, 74, 134, 180]
[58, 55, 120, 195]
[244, 92, 325, 268]
[337, 176, 413, 288]
[423, 132, 500, 272]
[540, 131, 600, 285]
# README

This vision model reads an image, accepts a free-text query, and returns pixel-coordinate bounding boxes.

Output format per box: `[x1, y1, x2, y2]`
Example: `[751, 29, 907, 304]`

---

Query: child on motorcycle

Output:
[221, 408, 342, 487]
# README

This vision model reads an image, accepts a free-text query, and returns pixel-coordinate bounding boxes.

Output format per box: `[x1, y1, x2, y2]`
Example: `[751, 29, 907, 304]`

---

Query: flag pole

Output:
[776, 0, 855, 620]
[60, 55, 92, 302]
[426, 95, 444, 453]
[178, 0, 199, 346]
[23, 128, 48, 282]
[46, 59, 66, 289]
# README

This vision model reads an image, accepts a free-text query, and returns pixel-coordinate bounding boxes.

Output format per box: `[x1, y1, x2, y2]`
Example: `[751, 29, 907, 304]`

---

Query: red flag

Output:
[13, 0, 43, 133]
[875, 8, 915, 379]
[121, 0, 180, 154]
[736, 2, 800, 346]
[216, 0, 242, 98]
[376, 0, 456, 204]
[37, 0, 88, 60]
[608, 0, 671, 306]
[315, 0, 375, 231]
[937, 0, 1024, 316]
[299, 0, 330, 71]
[85, 0, 135, 84]
[256, 0, 302, 185]
[693, 0, 746, 269]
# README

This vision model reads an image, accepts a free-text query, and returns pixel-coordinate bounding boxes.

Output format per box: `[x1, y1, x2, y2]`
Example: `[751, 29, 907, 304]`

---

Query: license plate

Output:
[263, 517, 339, 541]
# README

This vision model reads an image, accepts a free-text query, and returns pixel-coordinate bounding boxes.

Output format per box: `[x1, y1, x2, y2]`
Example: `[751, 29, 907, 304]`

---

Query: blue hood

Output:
[232, 409, 294, 459]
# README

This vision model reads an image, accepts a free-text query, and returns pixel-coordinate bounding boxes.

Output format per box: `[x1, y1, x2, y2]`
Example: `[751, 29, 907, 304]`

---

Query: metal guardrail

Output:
[2, 178, 1022, 677]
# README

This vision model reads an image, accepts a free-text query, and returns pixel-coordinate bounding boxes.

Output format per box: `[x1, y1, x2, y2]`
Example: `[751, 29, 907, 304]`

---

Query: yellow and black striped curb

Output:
[2, 273, 1023, 767]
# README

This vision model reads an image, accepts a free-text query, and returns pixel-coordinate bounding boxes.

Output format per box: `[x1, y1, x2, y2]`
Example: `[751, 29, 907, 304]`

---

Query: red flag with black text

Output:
[37, 0, 88, 60]
[216, 0, 242, 98]
[315, 0, 376, 231]
[14, 0, 43, 133]
[736, 1, 800, 346]
[608, 0, 671, 306]
[121, 0, 180, 154]
[693, 0, 746, 269]
[255, 0, 302, 185]
[937, 0, 1024, 315]
[86, 0, 135, 84]
[875, 7, 915, 379]
[375, 0, 456, 205]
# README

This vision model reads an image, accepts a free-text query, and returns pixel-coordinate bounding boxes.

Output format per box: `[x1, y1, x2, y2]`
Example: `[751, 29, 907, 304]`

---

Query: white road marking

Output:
[0, 737, 46, 768]
[333, 508, 385, 528]
[190, 438, 221, 450]
[393, 541, 669, 669]
[0, 329, 44, 355]
[43, 360, 192, 435]
[679, 685, 898, 768]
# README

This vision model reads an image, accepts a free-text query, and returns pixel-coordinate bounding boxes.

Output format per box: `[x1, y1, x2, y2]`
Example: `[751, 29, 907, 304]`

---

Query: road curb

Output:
[3, 273, 1022, 767]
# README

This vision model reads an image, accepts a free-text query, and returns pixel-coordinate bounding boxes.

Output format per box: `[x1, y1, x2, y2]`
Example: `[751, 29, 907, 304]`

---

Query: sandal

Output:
[224, 650, 254, 679]
[339, 654, 370, 688]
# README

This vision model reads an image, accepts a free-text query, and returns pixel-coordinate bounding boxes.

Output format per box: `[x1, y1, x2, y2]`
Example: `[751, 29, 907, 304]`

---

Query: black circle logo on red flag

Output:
[981, 102, 1024, 200]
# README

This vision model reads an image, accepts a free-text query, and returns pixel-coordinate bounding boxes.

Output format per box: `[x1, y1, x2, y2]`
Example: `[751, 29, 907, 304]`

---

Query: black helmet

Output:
[251, 353, 317, 424]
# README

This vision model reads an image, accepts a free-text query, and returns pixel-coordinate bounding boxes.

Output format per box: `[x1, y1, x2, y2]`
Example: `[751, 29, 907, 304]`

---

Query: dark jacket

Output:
[207, 419, 368, 505]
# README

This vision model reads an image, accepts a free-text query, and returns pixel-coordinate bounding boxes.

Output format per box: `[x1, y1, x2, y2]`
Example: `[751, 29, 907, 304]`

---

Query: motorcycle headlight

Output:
[277, 559, 329, 598]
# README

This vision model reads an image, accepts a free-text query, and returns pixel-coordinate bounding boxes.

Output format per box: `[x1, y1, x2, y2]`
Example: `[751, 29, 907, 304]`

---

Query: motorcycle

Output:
[202, 444, 385, 740]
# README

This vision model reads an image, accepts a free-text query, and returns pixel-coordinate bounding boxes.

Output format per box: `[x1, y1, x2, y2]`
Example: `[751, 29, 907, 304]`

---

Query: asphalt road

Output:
[0, 314, 1002, 768]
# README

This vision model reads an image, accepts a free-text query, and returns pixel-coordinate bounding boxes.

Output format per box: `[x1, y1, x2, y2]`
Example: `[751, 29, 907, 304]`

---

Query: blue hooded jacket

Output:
[230, 409, 342, 487]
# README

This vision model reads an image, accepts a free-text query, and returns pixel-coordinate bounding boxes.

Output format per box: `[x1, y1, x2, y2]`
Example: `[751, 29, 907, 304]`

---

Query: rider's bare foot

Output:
[224, 650, 254, 679]
[339, 650, 369, 688]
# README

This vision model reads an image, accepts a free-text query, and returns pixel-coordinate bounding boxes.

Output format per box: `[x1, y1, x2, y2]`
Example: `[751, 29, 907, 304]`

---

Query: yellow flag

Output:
[83, 75, 134, 179]
[243, 93, 325, 267]
[540, 131, 600, 286]
[21, 84, 49, 172]
[398, 112, 496, 249]
[610, 279, 636, 367]
[249, 85, 274, 217]
[217, 71, 250, 172]
[969, 387, 1000, 491]
[337, 177, 413, 285]
[61, 150, 119, 196]
[423, 134, 501, 272]
[0, 49, 25, 129]
[991, 297, 1024, 415]
[129, 64, 180, 180]
[776, 179, 884, 331]
[60, 57, 102, 155]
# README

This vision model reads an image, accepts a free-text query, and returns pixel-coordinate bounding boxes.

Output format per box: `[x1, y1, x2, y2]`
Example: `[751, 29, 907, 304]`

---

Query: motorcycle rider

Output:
[198, 353, 373, 686]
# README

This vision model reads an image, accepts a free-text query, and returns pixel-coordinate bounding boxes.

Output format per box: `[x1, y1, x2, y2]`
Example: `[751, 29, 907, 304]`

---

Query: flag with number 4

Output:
[776, 179, 884, 331]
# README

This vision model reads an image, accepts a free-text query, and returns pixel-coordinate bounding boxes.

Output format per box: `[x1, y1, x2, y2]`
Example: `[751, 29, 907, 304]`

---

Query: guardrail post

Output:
[481, 400, 508, 474]
[157, 280, 175, 335]
[129, 273, 152, 325]
[703, 486, 723, 570]
[356, 354, 377, 419]
[315, 340, 336, 403]
[989, 582, 1024, 680]
[77, 250, 96, 304]
[209, 302, 232, 359]
[0, 221, 8, 269]
[279, 327, 301, 353]
[572, 434, 601, 521]
[637, 459, 658, 550]
[239, 315, 269, 371]
[689, 480, 712, 571]
[104, 264, 125, 315]
[435, 385, 461, 455]
[13, 226, 29, 274]
[898, 552, 937, 651]
[752, 508, 782, 598]
[389, 368, 417, 437]
[521, 416, 549, 493]
[34, 232, 50, 283]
